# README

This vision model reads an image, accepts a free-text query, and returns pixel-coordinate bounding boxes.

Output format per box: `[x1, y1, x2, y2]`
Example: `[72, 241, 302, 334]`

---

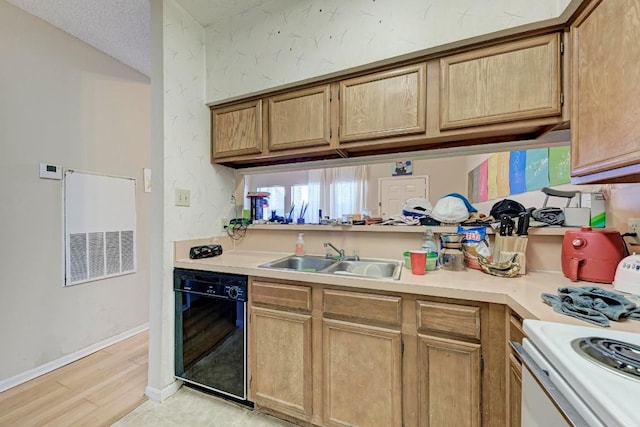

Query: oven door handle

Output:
[510, 341, 590, 427]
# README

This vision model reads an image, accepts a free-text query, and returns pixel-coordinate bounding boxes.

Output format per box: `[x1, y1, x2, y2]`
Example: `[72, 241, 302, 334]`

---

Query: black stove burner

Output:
[571, 337, 640, 380]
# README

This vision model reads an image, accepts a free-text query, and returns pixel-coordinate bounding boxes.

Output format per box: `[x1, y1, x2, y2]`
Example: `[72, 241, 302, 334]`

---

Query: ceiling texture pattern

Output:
[5, 0, 299, 78]
[6, 0, 151, 76]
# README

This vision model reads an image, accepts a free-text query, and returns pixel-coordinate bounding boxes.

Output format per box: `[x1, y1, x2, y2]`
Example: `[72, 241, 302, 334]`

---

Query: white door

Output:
[378, 176, 428, 218]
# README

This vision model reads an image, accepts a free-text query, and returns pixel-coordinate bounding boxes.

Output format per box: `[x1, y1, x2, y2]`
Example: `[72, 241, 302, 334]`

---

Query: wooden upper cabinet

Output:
[268, 85, 331, 151]
[339, 63, 426, 142]
[440, 33, 561, 130]
[570, 0, 640, 179]
[211, 100, 262, 159]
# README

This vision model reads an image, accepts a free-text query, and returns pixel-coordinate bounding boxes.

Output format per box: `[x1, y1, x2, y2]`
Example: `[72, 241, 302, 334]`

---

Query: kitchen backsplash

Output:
[230, 227, 565, 273]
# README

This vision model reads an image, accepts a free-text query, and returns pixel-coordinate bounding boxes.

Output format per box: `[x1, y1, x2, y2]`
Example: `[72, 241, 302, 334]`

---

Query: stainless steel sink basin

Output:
[323, 259, 402, 280]
[259, 255, 336, 272]
[259, 255, 402, 280]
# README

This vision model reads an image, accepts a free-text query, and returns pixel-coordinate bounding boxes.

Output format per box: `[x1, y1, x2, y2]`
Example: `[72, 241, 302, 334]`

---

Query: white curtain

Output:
[250, 165, 368, 223]
[307, 169, 324, 223]
[311, 165, 367, 219]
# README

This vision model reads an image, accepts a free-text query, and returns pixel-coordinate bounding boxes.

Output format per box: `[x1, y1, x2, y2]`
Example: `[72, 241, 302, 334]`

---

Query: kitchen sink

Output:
[323, 259, 401, 280]
[259, 255, 402, 280]
[260, 255, 336, 272]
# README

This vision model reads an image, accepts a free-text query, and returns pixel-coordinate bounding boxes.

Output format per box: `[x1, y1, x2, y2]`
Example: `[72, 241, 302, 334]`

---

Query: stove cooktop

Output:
[572, 337, 640, 381]
[524, 320, 640, 427]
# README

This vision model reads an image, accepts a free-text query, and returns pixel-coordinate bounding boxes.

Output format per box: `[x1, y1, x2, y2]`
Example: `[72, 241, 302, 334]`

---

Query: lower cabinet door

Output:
[323, 319, 402, 427]
[250, 307, 312, 420]
[418, 335, 481, 427]
[509, 354, 522, 427]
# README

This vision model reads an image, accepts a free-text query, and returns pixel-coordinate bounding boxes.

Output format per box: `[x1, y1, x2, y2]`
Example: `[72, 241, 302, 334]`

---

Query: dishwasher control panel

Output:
[175, 268, 247, 302]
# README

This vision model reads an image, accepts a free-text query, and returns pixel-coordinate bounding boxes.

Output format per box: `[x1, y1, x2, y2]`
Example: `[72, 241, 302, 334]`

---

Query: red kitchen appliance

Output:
[561, 226, 627, 283]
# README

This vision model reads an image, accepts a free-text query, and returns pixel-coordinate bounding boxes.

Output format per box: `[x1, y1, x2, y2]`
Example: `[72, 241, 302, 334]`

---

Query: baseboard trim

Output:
[0, 323, 149, 393]
[145, 380, 182, 401]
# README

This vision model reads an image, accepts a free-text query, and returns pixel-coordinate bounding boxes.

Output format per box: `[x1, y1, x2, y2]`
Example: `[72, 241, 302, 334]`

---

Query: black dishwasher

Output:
[174, 268, 249, 404]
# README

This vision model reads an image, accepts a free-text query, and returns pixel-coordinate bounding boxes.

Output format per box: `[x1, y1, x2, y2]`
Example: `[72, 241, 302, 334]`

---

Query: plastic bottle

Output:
[420, 228, 438, 254]
[295, 233, 306, 256]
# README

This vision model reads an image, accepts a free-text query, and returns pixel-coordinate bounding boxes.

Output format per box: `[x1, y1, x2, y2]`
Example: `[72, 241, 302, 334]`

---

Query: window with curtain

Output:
[291, 184, 307, 222]
[257, 185, 285, 220]
[253, 165, 367, 223]
[307, 165, 367, 220]
[324, 165, 368, 219]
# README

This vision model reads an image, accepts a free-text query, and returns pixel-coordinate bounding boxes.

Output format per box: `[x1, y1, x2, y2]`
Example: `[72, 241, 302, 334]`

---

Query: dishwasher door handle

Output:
[510, 341, 589, 427]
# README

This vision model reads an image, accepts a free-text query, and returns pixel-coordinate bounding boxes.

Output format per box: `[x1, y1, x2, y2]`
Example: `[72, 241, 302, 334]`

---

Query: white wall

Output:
[146, 0, 236, 400]
[368, 158, 469, 216]
[163, 1, 235, 243]
[205, 0, 570, 102]
[0, 1, 150, 382]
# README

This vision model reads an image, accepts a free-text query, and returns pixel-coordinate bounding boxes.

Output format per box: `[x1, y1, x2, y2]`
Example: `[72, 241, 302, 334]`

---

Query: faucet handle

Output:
[324, 243, 333, 258]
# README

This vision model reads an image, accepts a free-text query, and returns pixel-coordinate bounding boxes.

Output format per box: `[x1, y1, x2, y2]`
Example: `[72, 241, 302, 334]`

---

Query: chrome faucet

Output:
[323, 242, 345, 259]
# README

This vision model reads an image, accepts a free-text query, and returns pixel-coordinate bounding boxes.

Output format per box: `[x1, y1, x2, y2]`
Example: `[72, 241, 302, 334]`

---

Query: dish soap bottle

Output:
[295, 233, 306, 256]
[420, 228, 438, 254]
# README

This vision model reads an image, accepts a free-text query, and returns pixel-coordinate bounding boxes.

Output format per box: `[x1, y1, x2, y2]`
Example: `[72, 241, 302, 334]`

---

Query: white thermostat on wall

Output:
[39, 163, 62, 180]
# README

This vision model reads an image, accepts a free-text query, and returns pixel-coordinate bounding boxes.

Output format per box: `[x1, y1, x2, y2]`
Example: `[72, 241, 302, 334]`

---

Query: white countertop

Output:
[175, 250, 640, 333]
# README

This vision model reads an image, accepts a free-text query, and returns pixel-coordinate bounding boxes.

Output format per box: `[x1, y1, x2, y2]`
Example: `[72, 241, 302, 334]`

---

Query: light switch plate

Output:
[175, 188, 190, 207]
[39, 163, 62, 180]
[629, 218, 640, 244]
[143, 168, 152, 193]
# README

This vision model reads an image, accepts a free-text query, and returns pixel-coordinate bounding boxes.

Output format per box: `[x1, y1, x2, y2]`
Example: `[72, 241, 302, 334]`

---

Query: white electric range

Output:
[515, 319, 640, 427]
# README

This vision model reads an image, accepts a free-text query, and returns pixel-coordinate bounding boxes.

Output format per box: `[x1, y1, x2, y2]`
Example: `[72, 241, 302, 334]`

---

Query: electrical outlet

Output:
[221, 217, 228, 232]
[629, 218, 640, 244]
[175, 189, 190, 207]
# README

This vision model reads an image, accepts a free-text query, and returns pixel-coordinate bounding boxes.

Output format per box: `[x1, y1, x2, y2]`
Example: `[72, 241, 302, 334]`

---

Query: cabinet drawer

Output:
[416, 301, 480, 340]
[510, 313, 526, 345]
[323, 289, 402, 326]
[251, 281, 311, 312]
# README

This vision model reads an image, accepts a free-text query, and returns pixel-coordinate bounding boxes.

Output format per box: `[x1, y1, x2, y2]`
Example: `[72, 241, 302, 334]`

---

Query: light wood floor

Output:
[0, 330, 148, 427]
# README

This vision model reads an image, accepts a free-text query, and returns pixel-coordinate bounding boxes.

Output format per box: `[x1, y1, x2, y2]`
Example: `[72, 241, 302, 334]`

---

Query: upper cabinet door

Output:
[440, 33, 561, 130]
[339, 64, 426, 142]
[571, 0, 640, 178]
[268, 85, 331, 151]
[211, 100, 263, 159]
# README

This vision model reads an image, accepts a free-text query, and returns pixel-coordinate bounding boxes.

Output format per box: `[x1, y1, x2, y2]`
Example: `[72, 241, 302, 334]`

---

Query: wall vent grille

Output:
[67, 230, 135, 285]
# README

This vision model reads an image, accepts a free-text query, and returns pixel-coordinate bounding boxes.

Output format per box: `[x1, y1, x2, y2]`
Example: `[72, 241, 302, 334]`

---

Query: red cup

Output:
[410, 250, 427, 275]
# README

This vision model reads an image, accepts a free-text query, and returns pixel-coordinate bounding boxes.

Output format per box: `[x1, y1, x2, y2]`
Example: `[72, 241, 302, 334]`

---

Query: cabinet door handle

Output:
[510, 341, 589, 427]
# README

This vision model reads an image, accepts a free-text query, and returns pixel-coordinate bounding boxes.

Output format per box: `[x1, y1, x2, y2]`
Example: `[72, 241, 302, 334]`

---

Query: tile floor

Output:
[113, 386, 297, 427]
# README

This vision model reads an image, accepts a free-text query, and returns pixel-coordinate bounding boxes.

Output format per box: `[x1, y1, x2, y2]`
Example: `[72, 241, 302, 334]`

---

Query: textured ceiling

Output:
[5, 0, 299, 78]
[6, 0, 151, 77]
